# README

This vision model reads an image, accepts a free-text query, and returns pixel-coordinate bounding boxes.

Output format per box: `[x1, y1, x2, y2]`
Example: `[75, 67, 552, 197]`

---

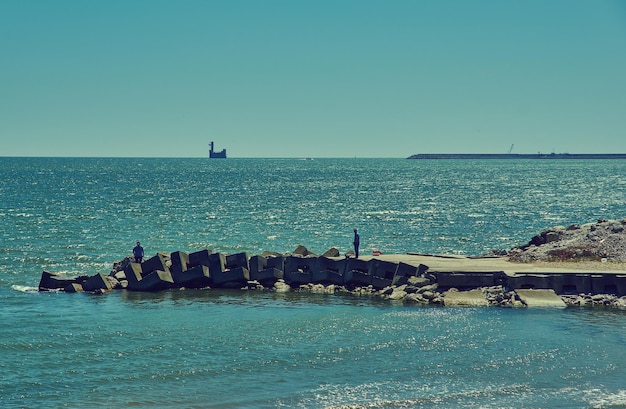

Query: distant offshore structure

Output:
[209, 141, 226, 159]
[407, 153, 626, 160]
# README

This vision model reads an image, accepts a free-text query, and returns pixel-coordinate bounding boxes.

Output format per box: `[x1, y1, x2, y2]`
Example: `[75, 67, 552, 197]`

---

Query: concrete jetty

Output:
[38, 249, 626, 308]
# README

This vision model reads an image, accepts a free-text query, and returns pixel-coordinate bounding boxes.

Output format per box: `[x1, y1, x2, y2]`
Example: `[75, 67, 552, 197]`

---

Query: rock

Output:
[274, 280, 291, 293]
[388, 290, 407, 300]
[404, 293, 428, 304]
[293, 245, 316, 257]
[545, 231, 561, 243]
[321, 247, 340, 258]
[421, 290, 435, 300]
[510, 217, 626, 262]
[416, 283, 439, 294]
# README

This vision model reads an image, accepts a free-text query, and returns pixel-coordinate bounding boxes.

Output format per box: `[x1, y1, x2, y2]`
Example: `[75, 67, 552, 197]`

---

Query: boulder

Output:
[321, 247, 340, 258]
[292, 245, 316, 257]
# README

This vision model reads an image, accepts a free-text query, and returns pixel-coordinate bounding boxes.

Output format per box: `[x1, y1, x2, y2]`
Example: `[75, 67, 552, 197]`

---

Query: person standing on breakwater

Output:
[353, 229, 360, 258]
[133, 241, 144, 263]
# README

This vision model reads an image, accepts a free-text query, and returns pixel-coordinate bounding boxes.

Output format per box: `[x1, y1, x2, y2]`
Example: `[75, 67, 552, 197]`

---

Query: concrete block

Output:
[226, 252, 249, 270]
[208, 253, 226, 276]
[141, 253, 170, 276]
[344, 258, 372, 286]
[211, 266, 250, 287]
[249, 255, 267, 275]
[371, 259, 398, 280]
[551, 274, 592, 295]
[314, 256, 346, 284]
[392, 262, 423, 286]
[506, 274, 552, 290]
[82, 273, 113, 292]
[124, 263, 143, 284]
[266, 255, 285, 271]
[254, 268, 284, 284]
[170, 251, 189, 274]
[189, 249, 211, 268]
[250, 255, 284, 284]
[284, 256, 319, 285]
[515, 289, 566, 308]
[591, 274, 626, 296]
[369, 259, 397, 289]
[38, 271, 78, 291]
[64, 283, 84, 293]
[436, 272, 503, 289]
[284, 269, 312, 285]
[371, 276, 393, 289]
[443, 289, 489, 306]
[172, 265, 210, 288]
[127, 270, 174, 292]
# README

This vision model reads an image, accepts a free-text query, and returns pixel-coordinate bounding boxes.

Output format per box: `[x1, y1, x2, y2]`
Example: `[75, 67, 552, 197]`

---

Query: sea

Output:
[1, 157, 626, 408]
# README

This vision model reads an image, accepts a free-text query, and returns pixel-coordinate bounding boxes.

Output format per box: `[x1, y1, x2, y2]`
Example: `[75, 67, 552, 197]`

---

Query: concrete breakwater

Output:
[38, 246, 626, 308]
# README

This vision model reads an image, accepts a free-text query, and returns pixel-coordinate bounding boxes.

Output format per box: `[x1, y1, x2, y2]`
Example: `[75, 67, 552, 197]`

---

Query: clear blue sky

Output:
[1, 0, 625, 158]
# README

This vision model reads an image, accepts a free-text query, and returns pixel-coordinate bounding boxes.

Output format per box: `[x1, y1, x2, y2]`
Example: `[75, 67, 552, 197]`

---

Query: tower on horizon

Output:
[209, 141, 227, 158]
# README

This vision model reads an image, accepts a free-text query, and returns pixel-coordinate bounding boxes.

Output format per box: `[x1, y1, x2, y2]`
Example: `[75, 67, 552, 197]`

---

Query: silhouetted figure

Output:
[133, 241, 144, 263]
[353, 229, 360, 258]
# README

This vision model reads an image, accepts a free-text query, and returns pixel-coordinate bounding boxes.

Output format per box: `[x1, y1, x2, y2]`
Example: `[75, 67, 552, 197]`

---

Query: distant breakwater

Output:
[38, 246, 626, 308]
[407, 153, 626, 160]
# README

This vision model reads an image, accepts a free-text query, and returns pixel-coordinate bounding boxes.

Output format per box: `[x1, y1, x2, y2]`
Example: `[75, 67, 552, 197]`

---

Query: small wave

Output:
[11, 285, 39, 293]
[586, 389, 626, 408]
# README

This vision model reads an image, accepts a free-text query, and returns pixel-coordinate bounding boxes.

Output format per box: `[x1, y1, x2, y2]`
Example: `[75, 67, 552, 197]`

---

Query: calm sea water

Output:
[1, 157, 626, 408]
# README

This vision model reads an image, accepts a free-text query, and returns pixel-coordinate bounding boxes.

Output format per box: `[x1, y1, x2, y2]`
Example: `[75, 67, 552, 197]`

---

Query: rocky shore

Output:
[38, 218, 626, 308]
[505, 218, 626, 263]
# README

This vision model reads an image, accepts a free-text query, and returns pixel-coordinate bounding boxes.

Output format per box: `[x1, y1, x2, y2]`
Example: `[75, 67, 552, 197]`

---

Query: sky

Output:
[1, 0, 625, 158]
